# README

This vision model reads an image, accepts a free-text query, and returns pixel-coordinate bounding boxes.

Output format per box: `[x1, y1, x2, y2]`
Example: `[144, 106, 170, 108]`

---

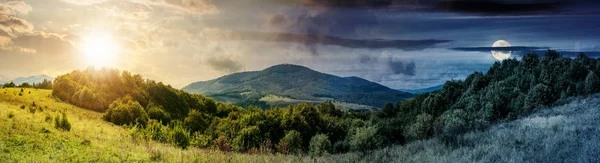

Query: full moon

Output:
[491, 40, 511, 61]
[80, 32, 120, 68]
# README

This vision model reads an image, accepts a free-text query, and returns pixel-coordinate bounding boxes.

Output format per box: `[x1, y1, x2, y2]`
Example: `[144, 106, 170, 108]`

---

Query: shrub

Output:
[332, 140, 349, 154]
[349, 125, 382, 152]
[309, 134, 331, 157]
[190, 132, 212, 148]
[29, 106, 36, 114]
[216, 136, 231, 152]
[407, 113, 434, 140]
[435, 109, 468, 145]
[103, 98, 149, 127]
[145, 120, 169, 142]
[584, 71, 600, 94]
[278, 130, 302, 154]
[54, 112, 71, 131]
[259, 139, 274, 154]
[8, 111, 14, 118]
[147, 105, 171, 125]
[169, 124, 191, 149]
[524, 84, 552, 113]
[184, 109, 210, 133]
[20, 105, 25, 109]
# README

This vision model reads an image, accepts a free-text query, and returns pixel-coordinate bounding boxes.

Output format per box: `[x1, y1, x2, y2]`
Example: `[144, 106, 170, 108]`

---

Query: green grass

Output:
[0, 88, 315, 162]
[2, 87, 598, 162]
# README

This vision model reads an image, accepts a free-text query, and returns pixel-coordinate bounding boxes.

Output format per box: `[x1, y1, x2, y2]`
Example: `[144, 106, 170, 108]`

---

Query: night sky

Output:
[0, 0, 599, 89]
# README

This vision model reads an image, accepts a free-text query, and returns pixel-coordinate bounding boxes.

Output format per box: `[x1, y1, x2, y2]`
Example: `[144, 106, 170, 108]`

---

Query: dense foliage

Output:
[51, 51, 600, 155]
[370, 50, 600, 146]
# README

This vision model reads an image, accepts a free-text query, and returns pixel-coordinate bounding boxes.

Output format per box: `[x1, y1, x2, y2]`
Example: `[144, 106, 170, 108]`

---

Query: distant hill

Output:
[398, 84, 443, 94]
[183, 64, 413, 109]
[0, 74, 54, 85]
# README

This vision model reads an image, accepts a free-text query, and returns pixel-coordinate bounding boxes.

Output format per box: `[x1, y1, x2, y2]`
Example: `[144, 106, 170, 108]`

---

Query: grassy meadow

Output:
[2, 87, 600, 162]
[0, 88, 311, 162]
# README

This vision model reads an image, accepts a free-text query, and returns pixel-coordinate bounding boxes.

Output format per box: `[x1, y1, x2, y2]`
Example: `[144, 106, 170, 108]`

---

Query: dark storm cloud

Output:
[219, 31, 451, 51]
[389, 59, 416, 76]
[436, 0, 563, 15]
[205, 56, 243, 73]
[451, 46, 549, 52]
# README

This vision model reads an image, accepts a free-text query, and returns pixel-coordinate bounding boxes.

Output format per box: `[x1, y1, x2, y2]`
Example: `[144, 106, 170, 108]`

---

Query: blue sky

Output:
[0, 0, 599, 89]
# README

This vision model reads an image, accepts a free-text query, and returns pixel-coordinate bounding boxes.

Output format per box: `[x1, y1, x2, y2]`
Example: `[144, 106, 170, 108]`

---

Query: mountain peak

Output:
[263, 64, 315, 73]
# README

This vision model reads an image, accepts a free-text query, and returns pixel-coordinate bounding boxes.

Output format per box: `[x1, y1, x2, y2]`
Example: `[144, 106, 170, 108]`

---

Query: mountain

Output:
[398, 84, 443, 94]
[183, 64, 413, 109]
[0, 74, 54, 85]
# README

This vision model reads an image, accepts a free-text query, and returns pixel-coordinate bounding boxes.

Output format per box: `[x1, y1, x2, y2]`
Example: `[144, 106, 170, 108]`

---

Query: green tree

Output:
[102, 97, 149, 126]
[524, 84, 552, 114]
[169, 124, 191, 149]
[309, 134, 331, 157]
[407, 113, 434, 140]
[184, 109, 210, 133]
[348, 125, 381, 152]
[584, 71, 600, 94]
[278, 130, 302, 154]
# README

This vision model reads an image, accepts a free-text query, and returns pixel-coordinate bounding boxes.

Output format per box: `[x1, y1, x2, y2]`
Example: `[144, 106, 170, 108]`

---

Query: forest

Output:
[47, 50, 600, 156]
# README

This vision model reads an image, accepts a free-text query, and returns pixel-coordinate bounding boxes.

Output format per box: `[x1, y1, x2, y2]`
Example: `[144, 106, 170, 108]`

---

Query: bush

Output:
[184, 109, 210, 133]
[349, 125, 382, 152]
[190, 132, 212, 148]
[309, 134, 331, 157]
[169, 124, 191, 149]
[145, 120, 169, 142]
[332, 140, 349, 154]
[407, 113, 434, 140]
[259, 139, 274, 154]
[103, 98, 149, 127]
[216, 136, 231, 152]
[54, 112, 71, 131]
[435, 109, 468, 145]
[524, 84, 552, 113]
[147, 105, 171, 125]
[8, 111, 14, 118]
[584, 71, 600, 94]
[278, 130, 302, 154]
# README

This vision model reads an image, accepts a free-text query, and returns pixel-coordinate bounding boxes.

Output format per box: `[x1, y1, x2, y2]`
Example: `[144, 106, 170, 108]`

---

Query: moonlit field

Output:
[1, 0, 600, 162]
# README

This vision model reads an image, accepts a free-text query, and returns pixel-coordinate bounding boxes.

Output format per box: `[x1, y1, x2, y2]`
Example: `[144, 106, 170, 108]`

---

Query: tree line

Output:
[51, 50, 600, 155]
[2, 79, 53, 90]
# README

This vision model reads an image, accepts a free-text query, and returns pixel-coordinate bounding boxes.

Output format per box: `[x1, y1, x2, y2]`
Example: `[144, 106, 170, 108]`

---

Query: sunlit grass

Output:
[0, 88, 313, 162]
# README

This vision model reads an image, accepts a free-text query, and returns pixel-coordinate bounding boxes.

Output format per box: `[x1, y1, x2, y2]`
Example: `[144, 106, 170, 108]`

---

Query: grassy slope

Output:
[0, 88, 310, 162]
[316, 95, 600, 162]
[2, 87, 599, 162]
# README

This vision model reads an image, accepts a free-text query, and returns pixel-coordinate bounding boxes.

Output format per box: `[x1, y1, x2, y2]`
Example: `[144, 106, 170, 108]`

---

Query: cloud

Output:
[436, 0, 563, 15]
[0, 2, 76, 55]
[388, 58, 416, 76]
[138, 0, 219, 14]
[0, 1, 31, 15]
[204, 56, 243, 73]
[206, 30, 450, 55]
[60, 0, 111, 5]
[450, 46, 549, 52]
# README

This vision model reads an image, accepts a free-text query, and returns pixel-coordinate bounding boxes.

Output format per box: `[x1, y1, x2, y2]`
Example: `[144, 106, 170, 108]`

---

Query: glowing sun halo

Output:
[81, 32, 120, 68]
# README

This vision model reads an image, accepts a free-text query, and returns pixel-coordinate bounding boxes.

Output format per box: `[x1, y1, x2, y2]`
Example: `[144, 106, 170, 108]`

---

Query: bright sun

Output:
[80, 32, 120, 68]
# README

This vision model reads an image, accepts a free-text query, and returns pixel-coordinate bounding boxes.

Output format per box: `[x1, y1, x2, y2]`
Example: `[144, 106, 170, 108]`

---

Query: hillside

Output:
[182, 64, 413, 108]
[0, 88, 311, 162]
[2, 87, 598, 162]
[0, 75, 54, 85]
[316, 95, 600, 162]
[398, 84, 443, 94]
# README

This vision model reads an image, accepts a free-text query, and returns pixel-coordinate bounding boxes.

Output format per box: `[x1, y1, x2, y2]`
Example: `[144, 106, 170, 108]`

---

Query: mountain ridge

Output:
[0, 74, 54, 85]
[183, 64, 412, 108]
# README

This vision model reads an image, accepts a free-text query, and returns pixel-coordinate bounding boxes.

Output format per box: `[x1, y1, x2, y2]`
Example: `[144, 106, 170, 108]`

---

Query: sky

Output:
[0, 0, 599, 89]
